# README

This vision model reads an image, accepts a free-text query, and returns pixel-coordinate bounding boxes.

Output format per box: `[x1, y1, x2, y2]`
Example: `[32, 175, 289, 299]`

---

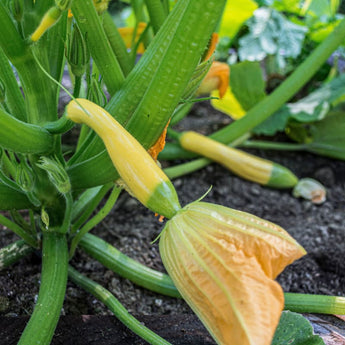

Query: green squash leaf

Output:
[230, 61, 266, 111]
[254, 73, 345, 135]
[272, 311, 325, 345]
[253, 105, 291, 135]
[303, 111, 345, 160]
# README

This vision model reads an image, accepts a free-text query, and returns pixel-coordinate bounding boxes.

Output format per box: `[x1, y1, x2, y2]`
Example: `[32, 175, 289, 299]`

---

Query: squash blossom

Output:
[66, 99, 181, 219]
[197, 61, 230, 99]
[159, 201, 306, 345]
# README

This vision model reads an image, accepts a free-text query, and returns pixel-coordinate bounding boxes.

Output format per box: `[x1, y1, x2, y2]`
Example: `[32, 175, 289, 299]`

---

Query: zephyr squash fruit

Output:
[66, 99, 181, 219]
[159, 201, 306, 345]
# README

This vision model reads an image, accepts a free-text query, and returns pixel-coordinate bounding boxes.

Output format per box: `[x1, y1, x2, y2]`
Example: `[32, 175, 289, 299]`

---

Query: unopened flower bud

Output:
[36, 156, 71, 194]
[16, 161, 34, 192]
[159, 201, 306, 345]
[67, 24, 90, 78]
[41, 207, 50, 229]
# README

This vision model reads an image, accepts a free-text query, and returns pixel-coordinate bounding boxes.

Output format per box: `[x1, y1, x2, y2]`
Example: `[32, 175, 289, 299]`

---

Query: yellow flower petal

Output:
[211, 88, 246, 119]
[160, 201, 306, 345]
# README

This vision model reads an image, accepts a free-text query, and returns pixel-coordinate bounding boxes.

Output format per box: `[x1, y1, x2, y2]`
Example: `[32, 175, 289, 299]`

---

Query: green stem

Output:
[102, 11, 132, 76]
[43, 116, 75, 135]
[284, 293, 345, 315]
[240, 140, 307, 151]
[18, 232, 68, 345]
[0, 168, 22, 192]
[73, 75, 82, 98]
[170, 102, 194, 126]
[68, 266, 172, 345]
[0, 5, 57, 125]
[0, 184, 33, 210]
[19, 51, 57, 124]
[0, 240, 34, 270]
[164, 157, 211, 180]
[0, 47, 26, 121]
[71, 0, 125, 96]
[0, 107, 54, 154]
[161, 0, 170, 15]
[144, 0, 166, 33]
[1, 150, 17, 178]
[69, 186, 121, 257]
[0, 214, 37, 248]
[76, 124, 90, 151]
[79, 233, 345, 315]
[71, 185, 104, 221]
[59, 192, 73, 234]
[79, 233, 181, 298]
[71, 183, 113, 234]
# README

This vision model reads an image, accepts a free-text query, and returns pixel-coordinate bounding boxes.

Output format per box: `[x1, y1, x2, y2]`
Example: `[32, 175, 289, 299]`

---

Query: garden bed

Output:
[0, 102, 344, 343]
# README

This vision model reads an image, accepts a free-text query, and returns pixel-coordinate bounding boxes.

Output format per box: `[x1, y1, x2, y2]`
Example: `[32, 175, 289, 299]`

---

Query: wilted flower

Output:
[292, 178, 326, 204]
[197, 61, 230, 99]
[159, 201, 306, 345]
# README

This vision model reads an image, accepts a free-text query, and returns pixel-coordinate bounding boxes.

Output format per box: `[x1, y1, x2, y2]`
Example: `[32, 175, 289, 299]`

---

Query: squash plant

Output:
[0, 1, 344, 344]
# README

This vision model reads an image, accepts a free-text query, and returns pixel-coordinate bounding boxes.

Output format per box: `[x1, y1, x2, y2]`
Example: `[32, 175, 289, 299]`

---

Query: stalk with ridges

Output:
[17, 232, 68, 345]
[69, 186, 121, 257]
[71, 0, 124, 96]
[80, 234, 345, 316]
[0, 214, 37, 248]
[284, 293, 345, 315]
[0, 107, 54, 154]
[68, 266, 172, 345]
[0, 240, 34, 270]
[80, 233, 181, 298]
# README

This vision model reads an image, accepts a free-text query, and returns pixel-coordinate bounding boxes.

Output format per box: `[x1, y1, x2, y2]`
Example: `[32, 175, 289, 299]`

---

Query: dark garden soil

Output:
[0, 102, 345, 344]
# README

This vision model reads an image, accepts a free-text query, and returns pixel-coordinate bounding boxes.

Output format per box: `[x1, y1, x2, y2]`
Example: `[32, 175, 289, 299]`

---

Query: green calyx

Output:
[36, 156, 71, 194]
[146, 180, 181, 219]
[267, 164, 299, 188]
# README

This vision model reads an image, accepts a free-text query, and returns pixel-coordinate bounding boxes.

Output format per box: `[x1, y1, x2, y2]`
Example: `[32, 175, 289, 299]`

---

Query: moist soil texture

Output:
[0, 102, 345, 343]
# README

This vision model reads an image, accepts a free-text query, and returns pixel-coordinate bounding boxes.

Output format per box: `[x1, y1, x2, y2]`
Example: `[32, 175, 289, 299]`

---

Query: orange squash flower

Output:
[197, 61, 230, 99]
[159, 201, 306, 345]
